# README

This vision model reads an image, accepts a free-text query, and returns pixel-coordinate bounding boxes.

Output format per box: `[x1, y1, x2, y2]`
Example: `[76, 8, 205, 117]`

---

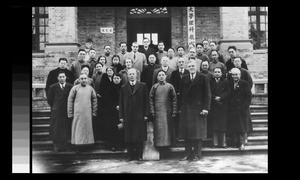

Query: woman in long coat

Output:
[209, 67, 231, 148]
[67, 74, 98, 151]
[149, 70, 177, 149]
[103, 73, 124, 151]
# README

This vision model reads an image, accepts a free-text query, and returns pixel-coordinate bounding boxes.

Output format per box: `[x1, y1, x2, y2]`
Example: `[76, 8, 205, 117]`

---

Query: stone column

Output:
[219, 7, 253, 61]
[45, 7, 80, 67]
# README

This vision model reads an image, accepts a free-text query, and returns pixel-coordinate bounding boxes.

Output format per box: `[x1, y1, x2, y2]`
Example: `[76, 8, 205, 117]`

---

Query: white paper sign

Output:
[100, 27, 113, 34]
[187, 7, 196, 46]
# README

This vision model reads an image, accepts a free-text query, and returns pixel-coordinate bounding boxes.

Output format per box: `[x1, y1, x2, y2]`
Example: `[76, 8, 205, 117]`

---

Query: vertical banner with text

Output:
[187, 7, 196, 46]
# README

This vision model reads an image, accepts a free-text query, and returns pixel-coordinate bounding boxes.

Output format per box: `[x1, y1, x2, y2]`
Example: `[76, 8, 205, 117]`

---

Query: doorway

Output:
[127, 17, 171, 52]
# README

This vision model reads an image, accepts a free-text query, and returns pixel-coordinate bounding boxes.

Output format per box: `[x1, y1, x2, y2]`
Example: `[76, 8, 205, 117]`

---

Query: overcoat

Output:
[227, 79, 252, 133]
[208, 77, 231, 132]
[47, 82, 73, 143]
[119, 81, 149, 142]
[179, 72, 211, 139]
[67, 84, 98, 145]
[149, 82, 177, 146]
[141, 63, 160, 93]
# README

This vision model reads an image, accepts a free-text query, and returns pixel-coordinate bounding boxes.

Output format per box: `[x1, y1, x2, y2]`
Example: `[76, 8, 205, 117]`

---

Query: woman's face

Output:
[113, 57, 120, 65]
[95, 64, 103, 72]
[113, 76, 121, 84]
[125, 59, 132, 68]
[99, 57, 106, 64]
[107, 68, 114, 77]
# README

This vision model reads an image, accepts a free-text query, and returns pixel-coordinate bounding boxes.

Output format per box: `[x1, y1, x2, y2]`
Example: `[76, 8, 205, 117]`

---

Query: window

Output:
[137, 33, 158, 45]
[128, 7, 169, 18]
[248, 7, 268, 49]
[32, 7, 49, 52]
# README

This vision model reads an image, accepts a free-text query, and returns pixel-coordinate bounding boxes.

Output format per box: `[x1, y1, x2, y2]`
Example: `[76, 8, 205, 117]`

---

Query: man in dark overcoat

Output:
[45, 58, 74, 96]
[169, 57, 189, 140]
[209, 67, 231, 148]
[119, 68, 150, 161]
[179, 61, 211, 161]
[47, 71, 73, 152]
[227, 68, 252, 150]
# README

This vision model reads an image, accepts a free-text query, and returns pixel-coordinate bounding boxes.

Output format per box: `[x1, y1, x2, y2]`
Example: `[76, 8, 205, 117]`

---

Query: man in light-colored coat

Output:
[124, 42, 148, 74]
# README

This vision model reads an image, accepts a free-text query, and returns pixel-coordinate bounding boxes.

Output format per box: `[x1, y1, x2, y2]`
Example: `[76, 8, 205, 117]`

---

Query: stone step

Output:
[249, 105, 268, 113]
[32, 145, 268, 160]
[32, 132, 50, 141]
[32, 124, 50, 133]
[246, 136, 268, 146]
[32, 117, 50, 124]
[251, 112, 268, 120]
[32, 110, 51, 117]
[249, 127, 268, 136]
[252, 119, 268, 128]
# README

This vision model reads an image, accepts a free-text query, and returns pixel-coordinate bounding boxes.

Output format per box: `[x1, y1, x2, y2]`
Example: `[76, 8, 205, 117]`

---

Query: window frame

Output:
[248, 7, 268, 49]
[32, 7, 49, 53]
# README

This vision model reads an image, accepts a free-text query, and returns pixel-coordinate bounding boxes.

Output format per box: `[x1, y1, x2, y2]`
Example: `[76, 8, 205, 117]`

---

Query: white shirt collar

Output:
[130, 80, 136, 86]
[162, 66, 168, 72]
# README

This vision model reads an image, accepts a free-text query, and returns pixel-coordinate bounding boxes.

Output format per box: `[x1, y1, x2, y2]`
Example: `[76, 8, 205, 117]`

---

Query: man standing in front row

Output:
[67, 73, 98, 152]
[119, 68, 149, 161]
[179, 61, 211, 161]
[47, 71, 73, 152]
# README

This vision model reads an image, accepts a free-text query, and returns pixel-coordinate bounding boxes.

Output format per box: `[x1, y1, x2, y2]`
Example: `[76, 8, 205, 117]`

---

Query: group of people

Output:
[45, 37, 253, 162]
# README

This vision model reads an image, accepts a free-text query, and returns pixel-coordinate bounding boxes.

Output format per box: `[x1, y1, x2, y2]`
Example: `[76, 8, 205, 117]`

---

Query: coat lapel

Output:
[190, 72, 199, 87]
[125, 82, 132, 94]
[132, 82, 142, 95]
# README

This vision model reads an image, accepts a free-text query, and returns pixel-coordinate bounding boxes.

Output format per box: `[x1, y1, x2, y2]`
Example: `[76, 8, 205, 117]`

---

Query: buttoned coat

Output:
[227, 79, 252, 133]
[178, 72, 211, 139]
[119, 81, 149, 142]
[47, 82, 73, 143]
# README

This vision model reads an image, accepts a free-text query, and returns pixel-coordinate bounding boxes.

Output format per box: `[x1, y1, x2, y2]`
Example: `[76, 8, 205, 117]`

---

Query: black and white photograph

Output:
[31, 6, 268, 173]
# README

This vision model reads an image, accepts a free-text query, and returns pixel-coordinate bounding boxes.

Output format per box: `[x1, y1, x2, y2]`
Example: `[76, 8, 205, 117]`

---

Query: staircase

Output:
[32, 103, 268, 160]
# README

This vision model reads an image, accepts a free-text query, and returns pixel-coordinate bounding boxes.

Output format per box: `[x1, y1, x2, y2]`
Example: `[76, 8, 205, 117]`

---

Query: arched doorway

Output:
[127, 7, 171, 52]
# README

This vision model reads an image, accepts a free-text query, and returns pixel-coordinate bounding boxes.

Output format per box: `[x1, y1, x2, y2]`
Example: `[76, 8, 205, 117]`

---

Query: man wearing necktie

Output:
[47, 71, 73, 152]
[119, 68, 149, 161]
[178, 61, 211, 161]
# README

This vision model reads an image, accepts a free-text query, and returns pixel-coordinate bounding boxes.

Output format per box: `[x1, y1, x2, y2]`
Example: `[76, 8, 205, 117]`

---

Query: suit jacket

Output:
[152, 66, 175, 85]
[45, 68, 74, 95]
[124, 51, 148, 73]
[225, 58, 248, 71]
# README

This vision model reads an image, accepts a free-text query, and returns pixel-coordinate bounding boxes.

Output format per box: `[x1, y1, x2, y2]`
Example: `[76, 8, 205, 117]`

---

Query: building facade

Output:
[32, 7, 268, 102]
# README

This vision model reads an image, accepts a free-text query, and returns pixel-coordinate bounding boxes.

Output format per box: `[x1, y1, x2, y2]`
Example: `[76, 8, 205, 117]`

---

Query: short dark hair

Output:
[213, 67, 222, 72]
[98, 55, 107, 63]
[210, 49, 220, 56]
[177, 46, 185, 51]
[196, 43, 204, 48]
[95, 62, 103, 67]
[228, 46, 237, 51]
[81, 64, 90, 70]
[86, 38, 93, 43]
[58, 58, 68, 63]
[78, 49, 86, 54]
[112, 55, 120, 61]
[158, 41, 164, 45]
[157, 69, 166, 76]
[119, 42, 126, 46]
[57, 70, 66, 77]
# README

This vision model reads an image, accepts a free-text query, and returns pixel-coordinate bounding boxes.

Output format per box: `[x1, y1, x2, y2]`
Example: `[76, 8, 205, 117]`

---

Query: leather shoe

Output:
[180, 156, 191, 161]
[191, 156, 199, 161]
[239, 144, 245, 150]
[137, 158, 143, 161]
[126, 158, 134, 162]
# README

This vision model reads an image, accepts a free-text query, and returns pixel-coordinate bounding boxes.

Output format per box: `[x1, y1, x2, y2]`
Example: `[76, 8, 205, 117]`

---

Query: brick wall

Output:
[195, 7, 220, 42]
[77, 7, 116, 56]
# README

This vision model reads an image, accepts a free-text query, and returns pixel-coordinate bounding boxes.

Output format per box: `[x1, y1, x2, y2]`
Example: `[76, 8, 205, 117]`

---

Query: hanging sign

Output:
[100, 27, 113, 34]
[187, 7, 196, 46]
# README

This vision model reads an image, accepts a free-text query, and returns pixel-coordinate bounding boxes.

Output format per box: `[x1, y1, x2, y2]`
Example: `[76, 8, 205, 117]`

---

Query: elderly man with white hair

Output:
[227, 68, 252, 150]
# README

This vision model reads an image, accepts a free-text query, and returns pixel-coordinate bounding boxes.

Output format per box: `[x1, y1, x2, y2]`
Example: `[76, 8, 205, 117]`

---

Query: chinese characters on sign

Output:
[100, 27, 113, 34]
[187, 7, 196, 46]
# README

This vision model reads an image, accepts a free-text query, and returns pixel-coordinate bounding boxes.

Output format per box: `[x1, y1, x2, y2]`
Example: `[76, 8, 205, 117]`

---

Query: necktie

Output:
[134, 53, 136, 60]
[61, 84, 64, 90]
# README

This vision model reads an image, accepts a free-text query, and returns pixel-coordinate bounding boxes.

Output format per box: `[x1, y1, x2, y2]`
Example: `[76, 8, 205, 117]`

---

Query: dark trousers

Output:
[184, 139, 203, 158]
[213, 131, 227, 147]
[230, 133, 246, 147]
[127, 142, 143, 159]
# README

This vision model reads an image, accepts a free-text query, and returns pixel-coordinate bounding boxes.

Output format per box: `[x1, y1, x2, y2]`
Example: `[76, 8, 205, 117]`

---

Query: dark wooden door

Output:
[127, 17, 171, 52]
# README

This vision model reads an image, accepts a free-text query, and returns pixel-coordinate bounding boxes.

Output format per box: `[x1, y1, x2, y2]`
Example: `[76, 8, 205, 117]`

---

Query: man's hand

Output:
[97, 94, 101, 98]
[200, 110, 208, 115]
[215, 96, 220, 101]
[144, 116, 148, 121]
[119, 118, 124, 123]
[116, 106, 119, 111]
